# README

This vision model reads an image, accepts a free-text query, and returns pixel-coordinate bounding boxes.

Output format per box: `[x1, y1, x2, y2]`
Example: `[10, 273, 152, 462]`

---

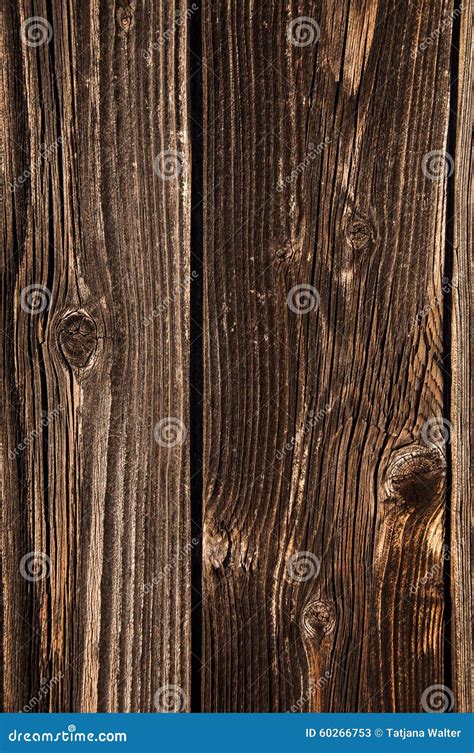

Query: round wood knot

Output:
[385, 443, 446, 509]
[301, 599, 335, 642]
[345, 216, 374, 251]
[57, 311, 98, 368]
[117, 5, 134, 33]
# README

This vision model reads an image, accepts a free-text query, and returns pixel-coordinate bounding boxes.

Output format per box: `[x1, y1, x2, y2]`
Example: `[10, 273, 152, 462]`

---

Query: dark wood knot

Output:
[385, 443, 446, 509]
[57, 311, 98, 369]
[117, 5, 135, 33]
[274, 241, 297, 266]
[275, 246, 290, 264]
[345, 215, 375, 251]
[301, 599, 335, 643]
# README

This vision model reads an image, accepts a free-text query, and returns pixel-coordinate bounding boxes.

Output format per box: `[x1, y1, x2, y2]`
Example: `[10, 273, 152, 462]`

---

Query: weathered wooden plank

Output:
[449, 0, 472, 713]
[2, 0, 470, 716]
[201, 0, 459, 712]
[2, 0, 191, 712]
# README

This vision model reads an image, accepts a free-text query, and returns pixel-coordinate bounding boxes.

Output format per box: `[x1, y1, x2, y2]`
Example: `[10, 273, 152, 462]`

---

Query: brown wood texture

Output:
[449, 0, 472, 711]
[1, 0, 472, 715]
[200, 0, 472, 712]
[3, 0, 191, 712]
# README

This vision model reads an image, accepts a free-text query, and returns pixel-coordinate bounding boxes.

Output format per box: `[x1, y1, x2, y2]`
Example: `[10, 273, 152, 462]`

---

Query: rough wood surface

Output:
[448, 0, 473, 712]
[201, 0, 469, 712]
[2, 0, 191, 712]
[1, 0, 471, 715]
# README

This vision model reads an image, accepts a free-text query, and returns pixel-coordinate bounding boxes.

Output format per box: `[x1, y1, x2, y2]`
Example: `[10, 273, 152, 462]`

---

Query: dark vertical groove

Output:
[189, 0, 203, 713]
[443, 1, 461, 703]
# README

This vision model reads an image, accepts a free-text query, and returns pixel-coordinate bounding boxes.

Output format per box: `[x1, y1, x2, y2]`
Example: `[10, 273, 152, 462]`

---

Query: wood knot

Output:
[57, 311, 98, 369]
[275, 247, 290, 264]
[117, 5, 135, 33]
[204, 522, 232, 572]
[203, 520, 257, 574]
[301, 599, 335, 643]
[274, 241, 297, 266]
[385, 443, 446, 509]
[345, 215, 375, 251]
